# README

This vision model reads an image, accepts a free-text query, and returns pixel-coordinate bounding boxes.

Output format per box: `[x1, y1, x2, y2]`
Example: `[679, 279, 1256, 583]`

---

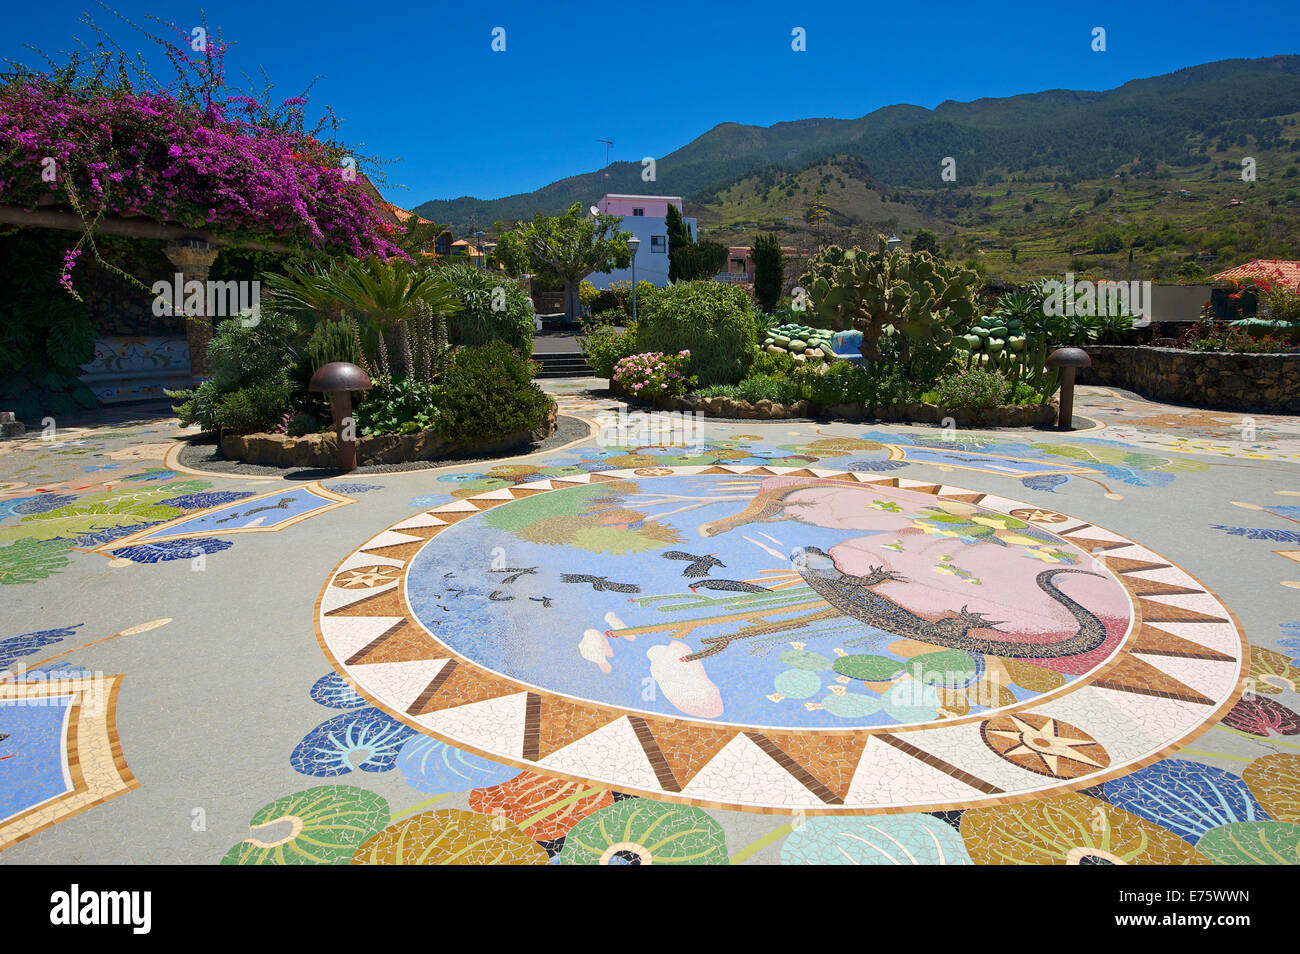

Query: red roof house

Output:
[1212, 259, 1300, 288]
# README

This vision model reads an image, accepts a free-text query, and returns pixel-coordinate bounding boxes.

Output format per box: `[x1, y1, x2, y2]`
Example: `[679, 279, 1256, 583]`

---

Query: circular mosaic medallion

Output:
[316, 466, 1247, 813]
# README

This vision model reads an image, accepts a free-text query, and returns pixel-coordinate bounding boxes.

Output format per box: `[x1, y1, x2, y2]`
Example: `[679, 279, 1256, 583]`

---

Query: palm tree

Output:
[265, 258, 461, 377]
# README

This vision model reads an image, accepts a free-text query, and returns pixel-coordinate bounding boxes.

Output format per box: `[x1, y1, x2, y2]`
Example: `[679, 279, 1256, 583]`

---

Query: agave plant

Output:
[993, 286, 1046, 328]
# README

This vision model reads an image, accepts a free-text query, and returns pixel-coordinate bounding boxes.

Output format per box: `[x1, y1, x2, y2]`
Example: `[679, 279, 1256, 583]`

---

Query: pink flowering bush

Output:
[0, 19, 402, 267]
[612, 351, 693, 398]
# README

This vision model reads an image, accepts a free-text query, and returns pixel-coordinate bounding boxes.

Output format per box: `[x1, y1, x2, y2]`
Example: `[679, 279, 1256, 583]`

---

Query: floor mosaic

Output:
[0, 382, 1296, 865]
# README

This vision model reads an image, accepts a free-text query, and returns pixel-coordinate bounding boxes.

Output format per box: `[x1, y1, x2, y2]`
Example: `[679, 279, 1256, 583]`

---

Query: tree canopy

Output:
[665, 205, 727, 282]
[751, 232, 786, 312]
[496, 203, 630, 319]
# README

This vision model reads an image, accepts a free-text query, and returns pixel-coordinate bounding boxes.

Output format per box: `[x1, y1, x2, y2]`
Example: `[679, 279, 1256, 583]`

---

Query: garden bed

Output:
[219, 404, 558, 468]
[1078, 345, 1300, 413]
[647, 391, 1056, 427]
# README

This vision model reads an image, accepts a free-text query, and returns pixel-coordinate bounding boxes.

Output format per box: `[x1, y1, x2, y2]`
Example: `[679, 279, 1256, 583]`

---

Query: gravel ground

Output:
[175, 413, 592, 479]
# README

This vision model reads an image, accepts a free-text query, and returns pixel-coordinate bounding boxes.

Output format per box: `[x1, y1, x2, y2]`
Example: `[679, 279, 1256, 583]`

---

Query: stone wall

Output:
[1077, 345, 1300, 413]
[221, 405, 558, 468]
[81, 239, 185, 338]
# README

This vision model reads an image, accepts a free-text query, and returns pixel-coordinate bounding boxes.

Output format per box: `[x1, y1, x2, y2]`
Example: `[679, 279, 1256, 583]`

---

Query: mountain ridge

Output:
[414, 55, 1300, 248]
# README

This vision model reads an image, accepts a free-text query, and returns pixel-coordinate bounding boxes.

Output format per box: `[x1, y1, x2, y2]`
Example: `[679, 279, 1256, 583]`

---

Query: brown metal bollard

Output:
[1045, 347, 1091, 431]
[308, 362, 373, 472]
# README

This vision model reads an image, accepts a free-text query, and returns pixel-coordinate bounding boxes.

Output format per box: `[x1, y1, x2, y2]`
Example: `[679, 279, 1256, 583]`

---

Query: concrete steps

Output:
[533, 351, 593, 378]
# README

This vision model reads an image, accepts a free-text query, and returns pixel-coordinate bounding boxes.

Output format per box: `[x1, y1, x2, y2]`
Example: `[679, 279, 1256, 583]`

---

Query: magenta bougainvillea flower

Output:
[0, 29, 402, 262]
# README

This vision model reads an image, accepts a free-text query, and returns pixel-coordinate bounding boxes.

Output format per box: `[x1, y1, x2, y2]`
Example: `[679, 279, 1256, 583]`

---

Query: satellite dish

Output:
[589, 206, 601, 216]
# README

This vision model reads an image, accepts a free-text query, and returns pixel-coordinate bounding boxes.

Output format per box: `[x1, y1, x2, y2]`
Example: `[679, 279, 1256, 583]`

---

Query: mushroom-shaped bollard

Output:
[1045, 347, 1091, 431]
[308, 362, 372, 472]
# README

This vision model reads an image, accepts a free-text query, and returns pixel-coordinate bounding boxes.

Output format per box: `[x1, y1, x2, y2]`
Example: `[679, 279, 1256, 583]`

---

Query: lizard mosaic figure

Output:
[696, 477, 1109, 660]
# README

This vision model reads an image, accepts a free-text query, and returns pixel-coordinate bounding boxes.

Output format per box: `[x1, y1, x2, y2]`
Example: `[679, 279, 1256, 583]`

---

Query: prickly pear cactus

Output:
[801, 238, 979, 371]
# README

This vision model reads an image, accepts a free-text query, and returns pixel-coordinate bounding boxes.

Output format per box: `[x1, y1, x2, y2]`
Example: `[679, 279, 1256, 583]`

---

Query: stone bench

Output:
[79, 336, 197, 404]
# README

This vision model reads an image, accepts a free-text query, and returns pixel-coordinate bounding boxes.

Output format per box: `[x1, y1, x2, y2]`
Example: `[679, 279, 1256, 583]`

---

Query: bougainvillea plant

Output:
[0, 12, 403, 298]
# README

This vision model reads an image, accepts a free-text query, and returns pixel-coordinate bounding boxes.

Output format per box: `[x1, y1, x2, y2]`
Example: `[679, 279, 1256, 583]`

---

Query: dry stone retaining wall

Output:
[220, 405, 557, 468]
[1078, 345, 1299, 413]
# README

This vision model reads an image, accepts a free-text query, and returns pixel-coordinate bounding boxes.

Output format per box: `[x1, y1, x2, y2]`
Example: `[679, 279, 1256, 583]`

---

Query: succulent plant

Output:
[761, 320, 834, 363]
[307, 318, 363, 373]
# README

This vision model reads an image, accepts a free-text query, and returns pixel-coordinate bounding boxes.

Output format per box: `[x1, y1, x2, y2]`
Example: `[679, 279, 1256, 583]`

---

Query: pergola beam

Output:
[0, 204, 294, 253]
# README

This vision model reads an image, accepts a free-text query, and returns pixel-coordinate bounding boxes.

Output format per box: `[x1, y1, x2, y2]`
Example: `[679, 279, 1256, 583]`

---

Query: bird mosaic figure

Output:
[489, 566, 539, 584]
[661, 550, 725, 578]
[560, 574, 642, 594]
[688, 579, 772, 594]
[214, 496, 295, 524]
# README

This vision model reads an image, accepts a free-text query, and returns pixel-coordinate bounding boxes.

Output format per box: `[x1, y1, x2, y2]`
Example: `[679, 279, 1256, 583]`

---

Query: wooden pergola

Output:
[1, 177, 403, 376]
[0, 203, 294, 250]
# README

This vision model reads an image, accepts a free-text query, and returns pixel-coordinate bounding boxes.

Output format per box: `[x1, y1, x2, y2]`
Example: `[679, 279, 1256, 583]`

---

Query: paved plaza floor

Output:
[1, 383, 1297, 864]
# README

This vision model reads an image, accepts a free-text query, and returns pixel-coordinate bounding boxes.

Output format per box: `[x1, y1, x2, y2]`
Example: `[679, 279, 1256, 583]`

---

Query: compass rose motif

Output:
[1009, 507, 1069, 524]
[334, 565, 401, 589]
[980, 713, 1111, 779]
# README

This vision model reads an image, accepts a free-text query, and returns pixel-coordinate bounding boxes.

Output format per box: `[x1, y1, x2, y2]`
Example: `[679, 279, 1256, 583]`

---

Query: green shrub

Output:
[694, 384, 741, 398]
[439, 263, 534, 354]
[935, 369, 1009, 409]
[284, 412, 320, 437]
[579, 318, 640, 377]
[169, 306, 306, 430]
[579, 280, 652, 316]
[735, 374, 799, 404]
[307, 318, 362, 372]
[747, 348, 799, 378]
[794, 361, 873, 404]
[437, 342, 554, 444]
[353, 377, 442, 436]
[1008, 381, 1041, 404]
[206, 308, 304, 391]
[582, 284, 619, 314]
[212, 378, 295, 433]
[170, 379, 222, 430]
[608, 280, 655, 313]
[636, 282, 757, 386]
[790, 359, 917, 406]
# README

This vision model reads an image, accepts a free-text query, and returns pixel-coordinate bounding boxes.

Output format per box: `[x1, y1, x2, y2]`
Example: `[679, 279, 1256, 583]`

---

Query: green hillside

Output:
[415, 56, 1300, 278]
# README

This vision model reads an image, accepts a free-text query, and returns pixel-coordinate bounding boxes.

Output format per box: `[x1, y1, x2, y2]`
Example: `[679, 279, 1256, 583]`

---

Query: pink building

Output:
[596, 194, 685, 218]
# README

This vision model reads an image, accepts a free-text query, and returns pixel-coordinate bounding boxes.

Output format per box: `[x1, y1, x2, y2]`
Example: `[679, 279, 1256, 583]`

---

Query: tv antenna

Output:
[597, 138, 614, 175]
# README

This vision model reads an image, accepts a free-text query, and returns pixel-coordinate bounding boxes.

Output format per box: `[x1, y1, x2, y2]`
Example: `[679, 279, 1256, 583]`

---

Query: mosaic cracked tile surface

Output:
[1, 384, 1297, 864]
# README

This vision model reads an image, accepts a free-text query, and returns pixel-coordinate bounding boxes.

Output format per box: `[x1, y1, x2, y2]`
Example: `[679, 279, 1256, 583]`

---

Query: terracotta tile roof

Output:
[1212, 259, 1300, 287]
[385, 202, 434, 226]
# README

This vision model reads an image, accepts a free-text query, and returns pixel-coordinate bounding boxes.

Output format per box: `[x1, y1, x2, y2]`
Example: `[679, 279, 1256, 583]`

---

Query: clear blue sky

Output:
[4, 1, 1298, 206]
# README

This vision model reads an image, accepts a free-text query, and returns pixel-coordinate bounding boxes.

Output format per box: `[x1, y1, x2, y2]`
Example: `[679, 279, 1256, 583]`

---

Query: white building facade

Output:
[588, 194, 697, 289]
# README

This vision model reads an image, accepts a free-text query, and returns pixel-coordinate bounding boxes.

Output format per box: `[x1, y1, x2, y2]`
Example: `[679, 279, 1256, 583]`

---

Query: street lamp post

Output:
[626, 234, 640, 323]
